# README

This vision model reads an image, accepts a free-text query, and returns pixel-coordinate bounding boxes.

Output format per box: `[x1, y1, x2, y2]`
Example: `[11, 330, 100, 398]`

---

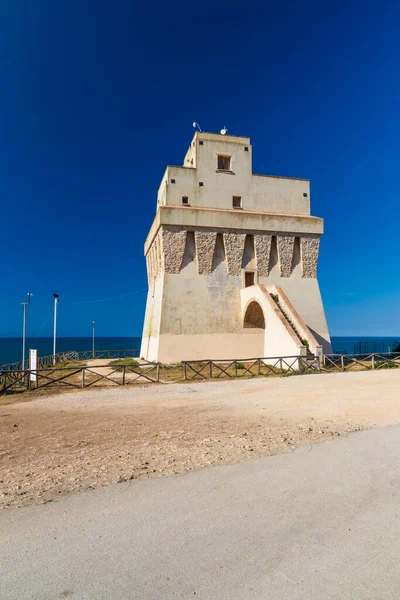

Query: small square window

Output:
[217, 155, 231, 171]
[182, 196, 189, 205]
[245, 272, 255, 287]
[199, 140, 203, 145]
[199, 181, 204, 187]
[233, 196, 242, 209]
[244, 147, 249, 152]
[303, 192, 308, 197]
[171, 179, 176, 184]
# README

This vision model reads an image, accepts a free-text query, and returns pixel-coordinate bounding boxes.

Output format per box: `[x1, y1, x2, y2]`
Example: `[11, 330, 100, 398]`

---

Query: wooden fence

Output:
[1, 352, 399, 395]
[0, 362, 160, 395]
[323, 353, 400, 371]
[182, 355, 321, 380]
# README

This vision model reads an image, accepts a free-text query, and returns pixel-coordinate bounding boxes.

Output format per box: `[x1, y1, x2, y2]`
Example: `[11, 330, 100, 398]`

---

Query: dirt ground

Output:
[1, 369, 400, 510]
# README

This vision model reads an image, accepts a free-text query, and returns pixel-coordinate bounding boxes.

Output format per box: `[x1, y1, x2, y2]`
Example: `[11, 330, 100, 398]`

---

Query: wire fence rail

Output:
[0, 349, 139, 371]
[1, 351, 400, 396]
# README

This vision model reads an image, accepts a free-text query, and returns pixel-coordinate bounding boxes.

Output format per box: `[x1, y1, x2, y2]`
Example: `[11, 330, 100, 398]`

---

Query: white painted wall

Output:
[158, 132, 310, 215]
[140, 274, 164, 362]
[240, 286, 303, 360]
[141, 248, 331, 364]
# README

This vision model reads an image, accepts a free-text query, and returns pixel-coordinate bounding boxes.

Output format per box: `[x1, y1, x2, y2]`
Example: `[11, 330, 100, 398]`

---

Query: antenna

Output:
[220, 126, 228, 135]
[193, 122, 202, 132]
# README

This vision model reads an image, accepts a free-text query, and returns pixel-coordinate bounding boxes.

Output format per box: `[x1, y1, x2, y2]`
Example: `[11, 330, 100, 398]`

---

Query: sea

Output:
[0, 337, 142, 367]
[0, 336, 399, 367]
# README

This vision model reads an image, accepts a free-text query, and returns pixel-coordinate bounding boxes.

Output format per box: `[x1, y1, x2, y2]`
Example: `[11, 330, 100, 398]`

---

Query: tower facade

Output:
[141, 131, 331, 364]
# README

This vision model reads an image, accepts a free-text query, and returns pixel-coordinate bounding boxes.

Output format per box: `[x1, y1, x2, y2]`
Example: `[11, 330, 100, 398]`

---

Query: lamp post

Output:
[21, 293, 34, 371]
[53, 293, 59, 365]
[92, 321, 95, 358]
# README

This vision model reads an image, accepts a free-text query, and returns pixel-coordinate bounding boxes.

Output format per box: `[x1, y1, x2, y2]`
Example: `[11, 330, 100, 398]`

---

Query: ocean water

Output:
[0, 336, 399, 367]
[331, 337, 400, 355]
[0, 337, 142, 367]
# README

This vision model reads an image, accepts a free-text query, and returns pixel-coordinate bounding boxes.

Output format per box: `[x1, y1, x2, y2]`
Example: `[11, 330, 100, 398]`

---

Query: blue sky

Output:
[0, 0, 399, 337]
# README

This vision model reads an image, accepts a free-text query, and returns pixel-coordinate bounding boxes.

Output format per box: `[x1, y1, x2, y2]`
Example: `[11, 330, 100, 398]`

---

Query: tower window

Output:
[233, 196, 242, 209]
[182, 196, 189, 205]
[217, 155, 231, 171]
[303, 192, 308, 197]
[245, 272, 255, 287]
[171, 179, 176, 183]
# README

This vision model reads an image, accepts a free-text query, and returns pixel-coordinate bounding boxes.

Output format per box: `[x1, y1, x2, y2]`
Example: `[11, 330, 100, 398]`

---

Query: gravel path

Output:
[1, 370, 400, 509]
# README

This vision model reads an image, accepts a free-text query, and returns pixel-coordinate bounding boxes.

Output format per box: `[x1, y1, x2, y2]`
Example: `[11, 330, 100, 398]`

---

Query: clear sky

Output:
[1, 0, 399, 338]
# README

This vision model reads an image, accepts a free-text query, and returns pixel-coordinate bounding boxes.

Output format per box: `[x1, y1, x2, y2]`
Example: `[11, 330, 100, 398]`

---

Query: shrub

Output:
[109, 358, 140, 370]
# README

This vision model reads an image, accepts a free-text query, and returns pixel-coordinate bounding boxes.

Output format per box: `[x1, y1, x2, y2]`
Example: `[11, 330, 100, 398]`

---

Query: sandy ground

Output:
[1, 369, 400, 510]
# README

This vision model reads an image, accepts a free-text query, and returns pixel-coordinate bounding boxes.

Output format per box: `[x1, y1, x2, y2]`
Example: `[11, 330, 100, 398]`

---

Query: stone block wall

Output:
[146, 226, 320, 281]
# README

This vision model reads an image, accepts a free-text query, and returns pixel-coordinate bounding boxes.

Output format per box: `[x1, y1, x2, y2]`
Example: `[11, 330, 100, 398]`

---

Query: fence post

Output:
[209, 360, 212, 379]
[184, 362, 187, 380]
[122, 365, 126, 385]
[340, 355, 344, 371]
[82, 368, 85, 388]
[234, 360, 237, 377]
[257, 358, 261, 374]
[157, 363, 160, 382]
[372, 354, 375, 370]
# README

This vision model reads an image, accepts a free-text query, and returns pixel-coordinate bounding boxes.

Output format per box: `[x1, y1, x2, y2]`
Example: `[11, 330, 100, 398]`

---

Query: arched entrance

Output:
[243, 301, 265, 329]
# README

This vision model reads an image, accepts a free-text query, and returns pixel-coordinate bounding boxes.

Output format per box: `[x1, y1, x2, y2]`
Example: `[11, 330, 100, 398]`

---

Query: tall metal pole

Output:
[92, 321, 95, 358]
[22, 302, 26, 371]
[21, 293, 33, 371]
[53, 293, 59, 365]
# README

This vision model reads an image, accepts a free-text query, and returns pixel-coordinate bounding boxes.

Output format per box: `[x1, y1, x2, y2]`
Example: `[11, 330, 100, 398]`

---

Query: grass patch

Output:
[42, 360, 86, 369]
[109, 357, 140, 371]
[375, 360, 398, 369]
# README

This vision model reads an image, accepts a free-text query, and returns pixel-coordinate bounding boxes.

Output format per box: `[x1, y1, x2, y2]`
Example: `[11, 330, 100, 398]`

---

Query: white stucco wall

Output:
[157, 132, 310, 215]
[240, 286, 302, 359]
[140, 274, 164, 362]
[141, 228, 331, 363]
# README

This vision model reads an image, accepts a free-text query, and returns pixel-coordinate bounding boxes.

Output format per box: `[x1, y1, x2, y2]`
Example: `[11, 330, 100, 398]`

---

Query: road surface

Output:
[1, 425, 400, 599]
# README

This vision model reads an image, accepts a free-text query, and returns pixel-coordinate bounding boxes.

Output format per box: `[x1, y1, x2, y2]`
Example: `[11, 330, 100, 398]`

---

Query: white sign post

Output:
[29, 349, 38, 383]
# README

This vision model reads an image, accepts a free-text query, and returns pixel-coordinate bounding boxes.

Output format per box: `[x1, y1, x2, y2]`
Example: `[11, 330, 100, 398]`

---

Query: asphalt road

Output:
[1, 425, 400, 599]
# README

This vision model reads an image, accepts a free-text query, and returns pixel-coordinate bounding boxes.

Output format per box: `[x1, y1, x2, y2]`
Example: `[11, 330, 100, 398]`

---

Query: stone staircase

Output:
[270, 293, 314, 360]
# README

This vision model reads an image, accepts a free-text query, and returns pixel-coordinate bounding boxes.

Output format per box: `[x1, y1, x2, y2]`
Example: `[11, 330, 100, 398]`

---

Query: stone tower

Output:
[140, 131, 331, 364]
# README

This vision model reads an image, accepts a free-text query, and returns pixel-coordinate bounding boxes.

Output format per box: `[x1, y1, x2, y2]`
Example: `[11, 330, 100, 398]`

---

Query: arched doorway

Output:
[243, 301, 265, 329]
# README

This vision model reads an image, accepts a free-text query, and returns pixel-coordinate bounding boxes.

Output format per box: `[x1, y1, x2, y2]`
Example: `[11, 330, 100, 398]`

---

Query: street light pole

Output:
[53, 293, 59, 365]
[92, 321, 95, 358]
[21, 293, 33, 371]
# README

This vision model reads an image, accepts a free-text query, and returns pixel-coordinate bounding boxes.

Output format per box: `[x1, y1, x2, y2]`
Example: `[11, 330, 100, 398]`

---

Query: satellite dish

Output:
[193, 122, 202, 132]
[220, 127, 228, 135]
